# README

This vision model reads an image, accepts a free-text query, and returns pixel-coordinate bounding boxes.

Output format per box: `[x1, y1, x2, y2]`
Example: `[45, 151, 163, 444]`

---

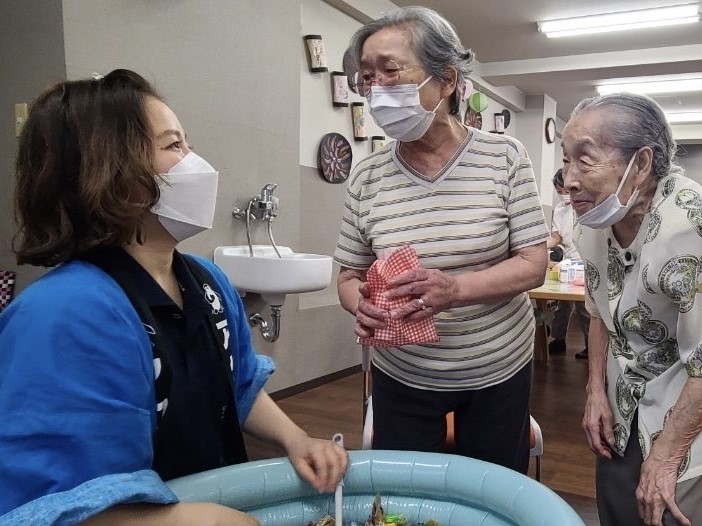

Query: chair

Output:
[532, 304, 554, 363]
[0, 270, 16, 313]
[361, 345, 544, 481]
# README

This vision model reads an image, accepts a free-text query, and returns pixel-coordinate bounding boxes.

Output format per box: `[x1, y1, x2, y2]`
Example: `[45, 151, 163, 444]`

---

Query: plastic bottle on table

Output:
[572, 261, 585, 286]
[559, 259, 572, 283]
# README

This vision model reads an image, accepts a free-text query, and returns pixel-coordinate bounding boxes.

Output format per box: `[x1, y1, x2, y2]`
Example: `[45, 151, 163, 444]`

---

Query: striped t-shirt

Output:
[334, 128, 549, 390]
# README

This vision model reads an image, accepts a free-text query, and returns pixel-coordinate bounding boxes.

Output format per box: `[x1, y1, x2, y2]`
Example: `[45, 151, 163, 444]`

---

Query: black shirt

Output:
[102, 249, 243, 480]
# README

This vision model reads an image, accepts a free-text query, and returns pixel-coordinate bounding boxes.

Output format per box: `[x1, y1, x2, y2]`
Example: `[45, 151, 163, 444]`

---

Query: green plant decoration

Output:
[468, 91, 489, 113]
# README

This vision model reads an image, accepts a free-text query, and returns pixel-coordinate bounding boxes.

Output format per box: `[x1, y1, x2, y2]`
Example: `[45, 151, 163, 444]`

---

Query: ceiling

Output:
[392, 0, 702, 122]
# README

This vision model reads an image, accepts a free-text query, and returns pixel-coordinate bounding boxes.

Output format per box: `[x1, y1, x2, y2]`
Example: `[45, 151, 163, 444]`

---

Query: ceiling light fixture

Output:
[538, 4, 700, 38]
[596, 77, 702, 95]
[665, 111, 702, 123]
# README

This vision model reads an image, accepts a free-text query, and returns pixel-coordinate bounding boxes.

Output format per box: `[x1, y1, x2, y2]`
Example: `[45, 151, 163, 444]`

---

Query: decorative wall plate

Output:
[465, 108, 482, 130]
[318, 133, 352, 184]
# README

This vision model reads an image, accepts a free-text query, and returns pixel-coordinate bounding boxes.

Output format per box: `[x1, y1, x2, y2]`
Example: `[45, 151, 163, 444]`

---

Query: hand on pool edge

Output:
[285, 434, 349, 494]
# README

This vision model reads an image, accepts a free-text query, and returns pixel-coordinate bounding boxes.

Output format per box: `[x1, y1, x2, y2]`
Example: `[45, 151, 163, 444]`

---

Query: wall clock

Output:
[545, 117, 556, 144]
[465, 108, 482, 130]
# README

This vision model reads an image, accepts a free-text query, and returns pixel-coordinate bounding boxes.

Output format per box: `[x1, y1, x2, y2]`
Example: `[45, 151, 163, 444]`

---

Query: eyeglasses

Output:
[353, 60, 424, 96]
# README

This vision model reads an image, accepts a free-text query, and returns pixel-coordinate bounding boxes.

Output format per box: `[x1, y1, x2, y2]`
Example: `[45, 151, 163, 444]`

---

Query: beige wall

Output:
[0, 0, 375, 392]
[678, 144, 702, 184]
[514, 94, 558, 206]
[0, 0, 66, 291]
[64, 0, 303, 393]
[299, 0, 385, 171]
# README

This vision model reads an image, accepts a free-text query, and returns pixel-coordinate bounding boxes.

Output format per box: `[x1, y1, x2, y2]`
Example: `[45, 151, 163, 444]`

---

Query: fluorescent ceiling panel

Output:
[597, 78, 702, 95]
[538, 5, 700, 38]
[666, 111, 702, 123]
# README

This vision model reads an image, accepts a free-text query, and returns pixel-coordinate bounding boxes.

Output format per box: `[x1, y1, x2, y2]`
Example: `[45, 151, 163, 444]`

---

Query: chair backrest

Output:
[0, 270, 16, 312]
[529, 415, 544, 456]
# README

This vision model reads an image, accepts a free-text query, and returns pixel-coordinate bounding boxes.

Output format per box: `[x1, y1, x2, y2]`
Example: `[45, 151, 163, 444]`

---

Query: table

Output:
[528, 278, 585, 363]
[529, 279, 586, 302]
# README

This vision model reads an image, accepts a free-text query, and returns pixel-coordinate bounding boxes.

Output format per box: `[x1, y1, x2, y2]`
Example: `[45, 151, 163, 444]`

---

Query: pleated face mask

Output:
[577, 152, 639, 229]
[367, 76, 443, 142]
[151, 152, 219, 242]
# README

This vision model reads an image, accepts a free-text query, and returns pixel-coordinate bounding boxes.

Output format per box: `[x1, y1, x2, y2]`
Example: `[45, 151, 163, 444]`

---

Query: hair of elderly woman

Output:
[552, 168, 564, 189]
[349, 6, 475, 117]
[13, 69, 163, 267]
[570, 92, 683, 179]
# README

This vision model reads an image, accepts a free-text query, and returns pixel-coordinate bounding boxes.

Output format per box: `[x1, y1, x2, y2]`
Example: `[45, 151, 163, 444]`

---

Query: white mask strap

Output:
[417, 76, 443, 112]
[418, 76, 433, 89]
[615, 152, 638, 196]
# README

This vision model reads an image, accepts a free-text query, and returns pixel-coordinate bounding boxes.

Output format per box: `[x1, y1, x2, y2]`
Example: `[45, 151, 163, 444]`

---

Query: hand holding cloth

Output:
[360, 246, 439, 347]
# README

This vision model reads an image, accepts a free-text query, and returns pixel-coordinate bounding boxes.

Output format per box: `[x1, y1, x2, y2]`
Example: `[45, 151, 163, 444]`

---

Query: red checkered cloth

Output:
[360, 246, 439, 347]
[0, 270, 16, 312]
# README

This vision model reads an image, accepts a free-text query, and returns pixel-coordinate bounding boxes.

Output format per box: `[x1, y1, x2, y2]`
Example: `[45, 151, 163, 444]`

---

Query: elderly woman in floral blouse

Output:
[562, 92, 702, 526]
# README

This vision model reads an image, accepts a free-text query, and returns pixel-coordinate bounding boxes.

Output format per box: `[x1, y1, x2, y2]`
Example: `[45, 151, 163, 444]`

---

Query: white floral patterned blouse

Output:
[575, 173, 702, 483]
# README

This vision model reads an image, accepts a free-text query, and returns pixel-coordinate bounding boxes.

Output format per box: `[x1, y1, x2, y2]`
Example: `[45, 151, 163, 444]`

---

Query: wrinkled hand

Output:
[354, 281, 389, 339]
[384, 268, 458, 321]
[636, 455, 690, 526]
[582, 387, 614, 460]
[285, 434, 349, 493]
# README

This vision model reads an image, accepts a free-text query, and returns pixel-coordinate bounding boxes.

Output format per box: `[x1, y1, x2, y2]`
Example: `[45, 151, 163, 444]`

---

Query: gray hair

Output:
[349, 6, 475, 117]
[570, 92, 683, 178]
[552, 168, 564, 189]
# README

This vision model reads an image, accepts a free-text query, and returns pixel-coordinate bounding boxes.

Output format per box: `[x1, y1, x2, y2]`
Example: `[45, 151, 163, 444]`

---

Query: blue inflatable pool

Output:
[167, 450, 585, 525]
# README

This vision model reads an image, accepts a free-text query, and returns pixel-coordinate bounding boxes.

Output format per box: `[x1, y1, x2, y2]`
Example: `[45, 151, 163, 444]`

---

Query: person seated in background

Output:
[564, 92, 702, 526]
[0, 69, 347, 526]
[546, 168, 591, 359]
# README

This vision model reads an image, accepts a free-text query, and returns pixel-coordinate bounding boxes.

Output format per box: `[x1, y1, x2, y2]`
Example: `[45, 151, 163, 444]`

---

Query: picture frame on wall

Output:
[331, 71, 349, 107]
[351, 102, 368, 141]
[304, 34, 328, 73]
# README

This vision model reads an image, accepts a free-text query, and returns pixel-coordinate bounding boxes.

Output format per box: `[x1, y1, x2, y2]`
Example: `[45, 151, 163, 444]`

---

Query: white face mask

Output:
[577, 152, 639, 229]
[367, 76, 443, 142]
[151, 152, 219, 242]
[560, 194, 571, 205]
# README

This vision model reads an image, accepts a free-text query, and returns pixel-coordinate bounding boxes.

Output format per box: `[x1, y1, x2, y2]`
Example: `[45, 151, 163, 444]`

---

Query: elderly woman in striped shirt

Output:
[334, 6, 548, 474]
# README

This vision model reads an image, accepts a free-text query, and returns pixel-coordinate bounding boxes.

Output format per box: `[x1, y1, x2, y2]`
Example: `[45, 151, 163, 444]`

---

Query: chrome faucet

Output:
[232, 183, 282, 258]
[260, 183, 277, 205]
[251, 183, 279, 221]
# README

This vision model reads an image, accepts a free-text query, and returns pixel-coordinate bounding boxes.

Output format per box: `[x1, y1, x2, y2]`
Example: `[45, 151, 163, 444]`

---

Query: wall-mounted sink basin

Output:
[213, 245, 333, 305]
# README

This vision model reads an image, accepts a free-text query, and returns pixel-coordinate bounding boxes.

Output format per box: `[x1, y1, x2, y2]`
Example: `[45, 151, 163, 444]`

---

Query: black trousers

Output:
[371, 363, 532, 474]
[597, 414, 702, 526]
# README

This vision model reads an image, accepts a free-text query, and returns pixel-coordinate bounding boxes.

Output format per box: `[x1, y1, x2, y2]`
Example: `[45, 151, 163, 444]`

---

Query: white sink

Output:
[213, 245, 333, 305]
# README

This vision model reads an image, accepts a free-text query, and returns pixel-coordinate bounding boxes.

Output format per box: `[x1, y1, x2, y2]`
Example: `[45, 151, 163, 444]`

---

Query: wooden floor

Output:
[245, 319, 600, 525]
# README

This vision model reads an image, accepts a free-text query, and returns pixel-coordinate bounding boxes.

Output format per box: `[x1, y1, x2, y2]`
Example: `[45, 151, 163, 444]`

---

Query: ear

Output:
[634, 146, 654, 183]
[441, 66, 458, 98]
